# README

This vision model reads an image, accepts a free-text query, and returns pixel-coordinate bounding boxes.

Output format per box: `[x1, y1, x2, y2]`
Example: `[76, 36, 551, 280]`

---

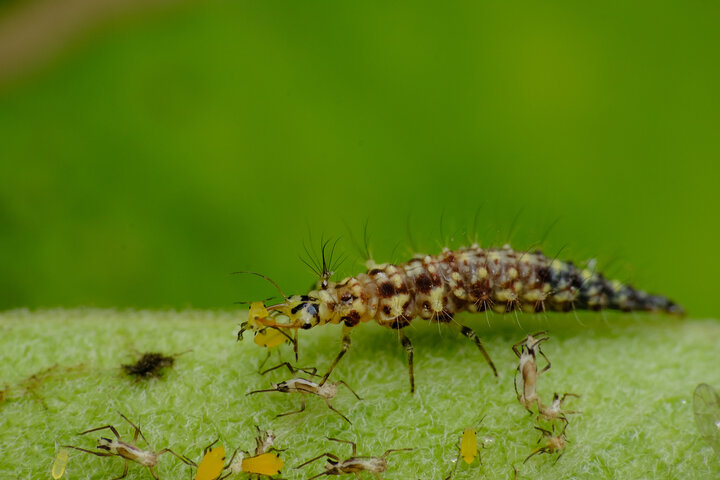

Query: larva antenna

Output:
[231, 271, 288, 302]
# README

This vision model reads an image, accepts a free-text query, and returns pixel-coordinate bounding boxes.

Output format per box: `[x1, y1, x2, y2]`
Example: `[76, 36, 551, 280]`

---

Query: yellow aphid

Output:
[460, 427, 477, 464]
[241, 452, 284, 475]
[253, 328, 287, 348]
[195, 446, 225, 480]
[52, 448, 70, 480]
[248, 302, 270, 329]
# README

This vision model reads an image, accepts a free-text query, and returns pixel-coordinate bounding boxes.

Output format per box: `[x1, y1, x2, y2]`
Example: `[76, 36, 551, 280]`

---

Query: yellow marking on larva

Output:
[391, 294, 411, 315]
[581, 269, 594, 281]
[460, 428, 478, 464]
[523, 289, 543, 302]
[551, 259, 565, 271]
[513, 281, 523, 292]
[241, 452, 284, 475]
[454, 288, 467, 299]
[52, 447, 70, 479]
[429, 288, 444, 311]
[451, 271, 462, 283]
[427, 264, 437, 274]
[508, 267, 518, 280]
[495, 289, 516, 302]
[611, 279, 623, 292]
[195, 446, 225, 480]
[391, 274, 404, 289]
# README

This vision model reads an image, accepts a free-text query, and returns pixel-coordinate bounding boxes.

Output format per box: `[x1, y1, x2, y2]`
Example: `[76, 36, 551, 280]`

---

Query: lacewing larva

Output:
[693, 383, 720, 458]
[295, 437, 412, 479]
[243, 243, 683, 393]
[63, 413, 191, 479]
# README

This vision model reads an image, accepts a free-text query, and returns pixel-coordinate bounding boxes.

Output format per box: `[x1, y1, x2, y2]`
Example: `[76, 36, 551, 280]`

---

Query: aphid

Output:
[185, 440, 226, 480]
[444, 421, 485, 480]
[243, 244, 682, 393]
[238, 302, 298, 369]
[247, 362, 361, 424]
[693, 383, 720, 457]
[52, 447, 70, 479]
[513, 332, 551, 413]
[1, 364, 85, 409]
[524, 424, 568, 464]
[538, 392, 580, 426]
[220, 427, 284, 479]
[63, 412, 191, 479]
[122, 350, 189, 379]
[296, 437, 412, 479]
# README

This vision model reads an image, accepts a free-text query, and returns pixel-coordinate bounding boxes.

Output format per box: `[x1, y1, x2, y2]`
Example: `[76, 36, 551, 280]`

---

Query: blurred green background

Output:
[0, 0, 718, 315]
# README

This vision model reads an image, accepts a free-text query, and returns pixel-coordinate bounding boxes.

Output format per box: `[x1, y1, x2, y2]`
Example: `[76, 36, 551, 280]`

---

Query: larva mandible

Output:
[244, 243, 683, 393]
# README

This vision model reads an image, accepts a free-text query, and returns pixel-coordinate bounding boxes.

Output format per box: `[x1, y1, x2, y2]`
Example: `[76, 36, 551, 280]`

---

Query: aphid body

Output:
[538, 392, 580, 426]
[524, 425, 568, 464]
[190, 442, 226, 480]
[63, 413, 190, 479]
[693, 383, 720, 458]
[221, 427, 284, 479]
[52, 447, 70, 479]
[122, 351, 187, 379]
[249, 244, 682, 392]
[444, 423, 484, 480]
[247, 363, 361, 424]
[513, 332, 551, 413]
[296, 437, 412, 479]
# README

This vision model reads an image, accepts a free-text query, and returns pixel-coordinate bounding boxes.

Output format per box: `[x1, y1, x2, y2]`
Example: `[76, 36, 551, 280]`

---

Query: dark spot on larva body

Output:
[390, 317, 411, 329]
[300, 295, 312, 301]
[341, 311, 361, 327]
[436, 311, 454, 323]
[369, 268, 384, 275]
[341, 293, 354, 303]
[415, 274, 433, 293]
[383, 305, 392, 315]
[291, 303, 306, 314]
[379, 282, 395, 297]
[537, 266, 551, 283]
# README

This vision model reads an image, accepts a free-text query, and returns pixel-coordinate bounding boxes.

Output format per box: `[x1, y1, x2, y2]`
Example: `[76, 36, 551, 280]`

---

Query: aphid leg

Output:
[326, 437, 357, 456]
[456, 324, 498, 377]
[535, 341, 551, 374]
[62, 445, 115, 457]
[157, 448, 194, 466]
[258, 350, 273, 372]
[399, 329, 415, 393]
[118, 413, 152, 448]
[77, 424, 121, 440]
[321, 326, 352, 385]
[260, 362, 318, 377]
[336, 380, 363, 400]
[112, 460, 130, 480]
[145, 465, 158, 480]
[444, 446, 463, 480]
[276, 396, 306, 418]
[381, 448, 413, 458]
[295, 452, 341, 469]
[324, 398, 352, 424]
[523, 447, 546, 463]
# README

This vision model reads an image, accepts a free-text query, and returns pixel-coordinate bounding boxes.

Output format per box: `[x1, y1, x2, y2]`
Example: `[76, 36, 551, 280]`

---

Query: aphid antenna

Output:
[231, 271, 288, 302]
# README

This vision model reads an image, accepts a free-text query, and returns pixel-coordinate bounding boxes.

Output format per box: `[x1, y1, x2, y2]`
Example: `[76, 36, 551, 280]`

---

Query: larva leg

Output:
[456, 324, 498, 377]
[399, 329, 415, 393]
[321, 326, 352, 385]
